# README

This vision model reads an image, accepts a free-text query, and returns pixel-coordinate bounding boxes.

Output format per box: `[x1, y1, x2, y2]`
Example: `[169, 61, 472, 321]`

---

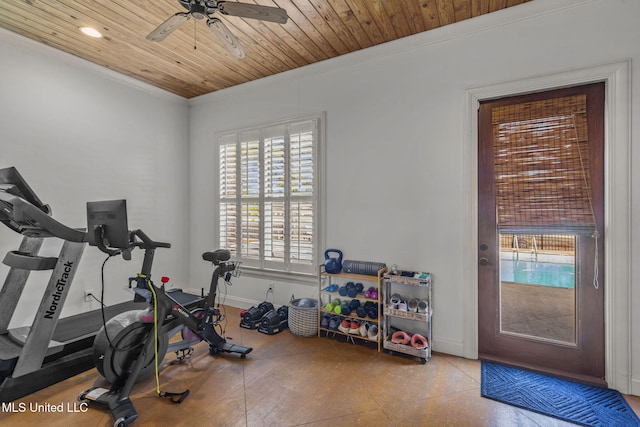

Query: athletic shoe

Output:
[338, 318, 352, 334]
[321, 313, 331, 329]
[368, 324, 379, 341]
[359, 321, 370, 337]
[349, 319, 361, 334]
[328, 315, 341, 330]
[390, 294, 402, 307]
[418, 300, 429, 314]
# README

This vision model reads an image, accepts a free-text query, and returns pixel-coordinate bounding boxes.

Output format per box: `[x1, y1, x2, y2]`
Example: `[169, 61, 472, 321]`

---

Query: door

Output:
[477, 83, 605, 385]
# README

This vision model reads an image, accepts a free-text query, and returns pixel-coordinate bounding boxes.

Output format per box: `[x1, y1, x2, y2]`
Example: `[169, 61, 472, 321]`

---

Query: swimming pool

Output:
[500, 258, 575, 289]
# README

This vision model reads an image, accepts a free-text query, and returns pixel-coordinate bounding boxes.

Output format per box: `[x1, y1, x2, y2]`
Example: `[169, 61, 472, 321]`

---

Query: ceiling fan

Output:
[147, 0, 289, 58]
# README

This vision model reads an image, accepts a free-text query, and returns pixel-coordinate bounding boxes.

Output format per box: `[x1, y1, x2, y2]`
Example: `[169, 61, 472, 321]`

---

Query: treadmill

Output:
[0, 167, 146, 402]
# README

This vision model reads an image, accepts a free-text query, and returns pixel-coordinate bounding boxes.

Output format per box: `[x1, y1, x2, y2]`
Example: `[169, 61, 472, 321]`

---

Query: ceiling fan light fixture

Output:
[79, 26, 103, 38]
[146, 0, 288, 58]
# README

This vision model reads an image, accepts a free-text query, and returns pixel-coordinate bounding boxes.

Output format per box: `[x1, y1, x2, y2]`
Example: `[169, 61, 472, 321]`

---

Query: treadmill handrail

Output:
[3, 250, 58, 270]
[0, 192, 86, 243]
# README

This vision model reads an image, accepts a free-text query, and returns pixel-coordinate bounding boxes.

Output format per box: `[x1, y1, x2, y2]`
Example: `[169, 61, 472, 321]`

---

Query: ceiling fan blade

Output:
[146, 12, 190, 42]
[216, 2, 288, 24]
[207, 18, 246, 59]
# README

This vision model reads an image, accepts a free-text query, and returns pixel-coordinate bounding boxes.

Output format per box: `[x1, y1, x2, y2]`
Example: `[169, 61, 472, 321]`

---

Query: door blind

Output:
[491, 94, 596, 235]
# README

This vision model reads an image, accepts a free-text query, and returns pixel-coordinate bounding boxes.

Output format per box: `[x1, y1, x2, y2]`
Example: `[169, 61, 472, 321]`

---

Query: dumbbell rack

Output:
[317, 265, 386, 351]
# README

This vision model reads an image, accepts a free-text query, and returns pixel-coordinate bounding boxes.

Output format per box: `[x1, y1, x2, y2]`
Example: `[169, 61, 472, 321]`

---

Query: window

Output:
[217, 114, 323, 276]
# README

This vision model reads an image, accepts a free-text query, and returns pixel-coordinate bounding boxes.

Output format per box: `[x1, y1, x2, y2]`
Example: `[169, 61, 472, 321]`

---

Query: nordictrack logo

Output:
[44, 261, 74, 319]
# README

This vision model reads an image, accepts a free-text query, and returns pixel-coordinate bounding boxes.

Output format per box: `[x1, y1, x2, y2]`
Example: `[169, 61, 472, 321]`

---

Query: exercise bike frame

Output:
[127, 259, 239, 355]
[82, 228, 250, 427]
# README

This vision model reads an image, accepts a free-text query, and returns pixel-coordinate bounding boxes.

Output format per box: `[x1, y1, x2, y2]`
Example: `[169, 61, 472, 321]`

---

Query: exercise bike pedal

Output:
[172, 347, 194, 363]
[159, 390, 190, 404]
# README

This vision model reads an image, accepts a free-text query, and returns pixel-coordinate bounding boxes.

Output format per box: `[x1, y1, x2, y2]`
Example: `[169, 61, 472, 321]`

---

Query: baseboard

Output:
[631, 377, 640, 396]
[222, 295, 273, 310]
[432, 336, 464, 358]
[223, 297, 466, 359]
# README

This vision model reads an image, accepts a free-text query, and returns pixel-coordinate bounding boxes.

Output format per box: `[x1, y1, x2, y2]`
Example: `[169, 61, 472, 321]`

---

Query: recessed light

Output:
[79, 27, 103, 38]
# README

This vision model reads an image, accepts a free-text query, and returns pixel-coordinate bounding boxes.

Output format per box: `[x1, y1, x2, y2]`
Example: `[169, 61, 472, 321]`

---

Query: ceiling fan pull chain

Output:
[194, 19, 197, 50]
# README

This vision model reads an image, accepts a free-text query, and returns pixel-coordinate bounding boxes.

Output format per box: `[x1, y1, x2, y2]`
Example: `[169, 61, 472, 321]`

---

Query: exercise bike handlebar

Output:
[126, 229, 170, 277]
[128, 229, 171, 250]
[90, 227, 170, 257]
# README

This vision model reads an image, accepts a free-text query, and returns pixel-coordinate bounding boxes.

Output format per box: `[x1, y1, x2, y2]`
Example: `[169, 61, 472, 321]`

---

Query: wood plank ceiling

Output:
[0, 0, 530, 98]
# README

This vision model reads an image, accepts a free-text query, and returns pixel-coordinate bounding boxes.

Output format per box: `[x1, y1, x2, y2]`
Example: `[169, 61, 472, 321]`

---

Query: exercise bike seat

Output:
[202, 249, 231, 265]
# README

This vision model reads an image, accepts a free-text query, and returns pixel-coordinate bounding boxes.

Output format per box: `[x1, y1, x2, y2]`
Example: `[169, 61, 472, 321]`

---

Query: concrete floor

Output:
[500, 281, 575, 343]
[1, 306, 638, 426]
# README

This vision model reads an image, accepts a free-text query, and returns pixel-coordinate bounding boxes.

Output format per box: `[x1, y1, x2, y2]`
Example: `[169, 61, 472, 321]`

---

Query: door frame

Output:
[477, 84, 605, 383]
[461, 61, 632, 393]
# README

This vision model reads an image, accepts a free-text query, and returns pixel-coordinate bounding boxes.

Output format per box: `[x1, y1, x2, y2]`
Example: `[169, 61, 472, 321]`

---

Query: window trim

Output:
[214, 112, 325, 282]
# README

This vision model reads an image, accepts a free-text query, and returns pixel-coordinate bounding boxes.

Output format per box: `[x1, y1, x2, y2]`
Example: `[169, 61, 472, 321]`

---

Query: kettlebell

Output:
[324, 249, 343, 274]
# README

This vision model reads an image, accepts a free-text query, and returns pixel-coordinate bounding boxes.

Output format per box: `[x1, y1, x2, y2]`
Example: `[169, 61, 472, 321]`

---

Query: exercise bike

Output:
[80, 200, 251, 427]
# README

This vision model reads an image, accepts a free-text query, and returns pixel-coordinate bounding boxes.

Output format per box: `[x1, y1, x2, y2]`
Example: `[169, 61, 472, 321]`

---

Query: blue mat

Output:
[481, 361, 640, 426]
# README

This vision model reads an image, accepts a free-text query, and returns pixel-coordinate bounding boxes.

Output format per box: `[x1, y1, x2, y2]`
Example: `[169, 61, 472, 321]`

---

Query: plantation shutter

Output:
[240, 131, 261, 261]
[217, 115, 319, 275]
[289, 121, 315, 265]
[264, 125, 286, 266]
[219, 135, 238, 254]
[491, 94, 597, 235]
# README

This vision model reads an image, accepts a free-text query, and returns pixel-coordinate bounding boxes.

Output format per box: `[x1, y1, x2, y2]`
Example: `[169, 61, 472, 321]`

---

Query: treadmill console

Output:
[0, 167, 51, 236]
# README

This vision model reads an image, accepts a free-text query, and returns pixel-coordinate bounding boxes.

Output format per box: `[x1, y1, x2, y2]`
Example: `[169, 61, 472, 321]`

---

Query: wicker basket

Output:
[288, 296, 318, 337]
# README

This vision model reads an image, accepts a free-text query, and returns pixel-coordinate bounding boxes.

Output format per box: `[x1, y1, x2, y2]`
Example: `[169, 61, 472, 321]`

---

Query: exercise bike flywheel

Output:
[93, 310, 169, 384]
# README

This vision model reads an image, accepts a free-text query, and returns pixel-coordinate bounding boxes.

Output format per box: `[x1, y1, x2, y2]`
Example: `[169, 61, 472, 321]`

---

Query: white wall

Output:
[189, 0, 640, 392]
[0, 29, 190, 327]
